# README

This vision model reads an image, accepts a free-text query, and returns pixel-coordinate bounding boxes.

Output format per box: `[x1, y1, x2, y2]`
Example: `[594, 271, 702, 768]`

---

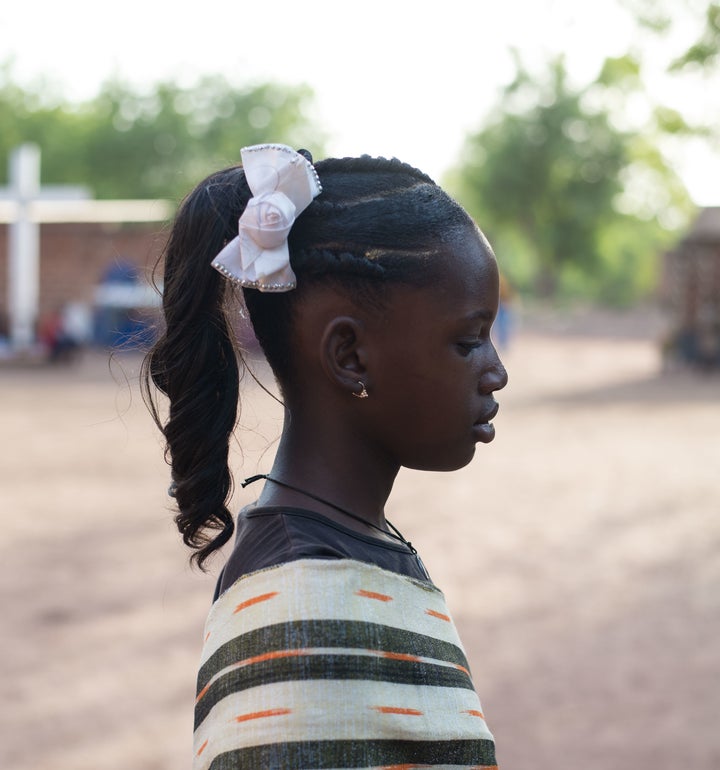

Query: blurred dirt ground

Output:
[1, 310, 718, 769]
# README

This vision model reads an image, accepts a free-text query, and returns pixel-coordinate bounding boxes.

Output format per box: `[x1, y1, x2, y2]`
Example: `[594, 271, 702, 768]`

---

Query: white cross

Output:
[1, 143, 173, 352]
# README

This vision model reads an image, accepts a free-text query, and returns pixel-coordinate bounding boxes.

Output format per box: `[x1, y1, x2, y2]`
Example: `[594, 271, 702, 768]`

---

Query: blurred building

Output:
[663, 207, 720, 369]
[0, 219, 166, 352]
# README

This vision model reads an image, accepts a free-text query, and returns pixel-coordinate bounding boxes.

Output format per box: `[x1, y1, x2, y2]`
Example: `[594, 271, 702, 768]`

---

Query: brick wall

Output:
[0, 221, 167, 331]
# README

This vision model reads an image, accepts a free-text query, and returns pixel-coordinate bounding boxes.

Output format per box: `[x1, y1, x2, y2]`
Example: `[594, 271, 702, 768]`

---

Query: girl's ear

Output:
[319, 316, 369, 395]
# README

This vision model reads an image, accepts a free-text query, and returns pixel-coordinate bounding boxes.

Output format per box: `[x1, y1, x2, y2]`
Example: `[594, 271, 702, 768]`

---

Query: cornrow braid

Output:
[143, 152, 475, 568]
[293, 247, 386, 279]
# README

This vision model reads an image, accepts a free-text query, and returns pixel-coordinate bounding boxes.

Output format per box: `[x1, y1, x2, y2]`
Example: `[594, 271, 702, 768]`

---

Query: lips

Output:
[474, 402, 499, 426]
[473, 402, 499, 443]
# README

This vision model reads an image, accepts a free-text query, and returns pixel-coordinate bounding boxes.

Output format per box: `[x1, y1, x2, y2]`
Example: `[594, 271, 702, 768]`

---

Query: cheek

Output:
[370, 369, 478, 471]
[387, 351, 476, 417]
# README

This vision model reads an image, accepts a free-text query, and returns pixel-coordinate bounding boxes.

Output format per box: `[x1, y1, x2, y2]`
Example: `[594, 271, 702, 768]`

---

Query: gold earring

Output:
[352, 381, 369, 399]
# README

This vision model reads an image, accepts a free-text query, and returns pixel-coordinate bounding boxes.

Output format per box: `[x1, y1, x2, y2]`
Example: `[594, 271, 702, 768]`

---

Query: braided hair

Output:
[142, 153, 475, 568]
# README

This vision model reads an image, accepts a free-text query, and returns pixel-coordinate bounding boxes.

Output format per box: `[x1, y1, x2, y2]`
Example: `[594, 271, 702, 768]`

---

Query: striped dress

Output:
[194, 558, 497, 769]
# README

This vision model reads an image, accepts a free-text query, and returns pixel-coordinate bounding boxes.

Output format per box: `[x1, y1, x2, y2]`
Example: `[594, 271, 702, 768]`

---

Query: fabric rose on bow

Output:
[211, 144, 322, 292]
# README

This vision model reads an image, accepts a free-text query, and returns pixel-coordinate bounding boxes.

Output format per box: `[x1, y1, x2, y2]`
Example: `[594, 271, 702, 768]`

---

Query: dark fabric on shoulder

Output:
[215, 505, 430, 599]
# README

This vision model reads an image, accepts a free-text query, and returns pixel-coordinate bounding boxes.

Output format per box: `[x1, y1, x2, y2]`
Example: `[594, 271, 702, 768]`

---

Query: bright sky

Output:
[2, 0, 718, 204]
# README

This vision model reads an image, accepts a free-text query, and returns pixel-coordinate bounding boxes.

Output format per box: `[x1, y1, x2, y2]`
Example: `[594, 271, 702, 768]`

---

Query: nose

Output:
[494, 359, 509, 391]
[480, 345, 508, 394]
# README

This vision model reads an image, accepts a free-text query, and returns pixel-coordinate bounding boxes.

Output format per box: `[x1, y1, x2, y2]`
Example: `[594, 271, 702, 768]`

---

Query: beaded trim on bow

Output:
[211, 143, 322, 292]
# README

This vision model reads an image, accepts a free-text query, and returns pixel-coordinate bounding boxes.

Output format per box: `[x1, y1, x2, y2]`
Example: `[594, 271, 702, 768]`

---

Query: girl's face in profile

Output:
[361, 225, 508, 473]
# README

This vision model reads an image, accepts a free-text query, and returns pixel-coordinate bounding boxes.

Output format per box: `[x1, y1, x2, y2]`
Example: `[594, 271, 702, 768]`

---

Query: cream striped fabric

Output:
[194, 559, 497, 769]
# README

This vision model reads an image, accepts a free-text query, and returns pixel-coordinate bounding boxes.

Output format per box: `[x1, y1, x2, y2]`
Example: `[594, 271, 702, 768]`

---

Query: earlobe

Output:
[352, 381, 369, 399]
[320, 316, 369, 396]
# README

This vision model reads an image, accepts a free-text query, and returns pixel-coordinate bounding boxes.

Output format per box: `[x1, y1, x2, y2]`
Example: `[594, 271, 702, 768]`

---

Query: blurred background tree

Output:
[448, 1, 719, 305]
[623, 0, 720, 69]
[447, 55, 694, 305]
[0, 67, 325, 201]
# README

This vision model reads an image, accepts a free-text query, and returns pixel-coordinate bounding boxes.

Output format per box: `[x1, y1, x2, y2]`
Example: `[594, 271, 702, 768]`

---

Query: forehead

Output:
[439, 225, 496, 288]
[422, 226, 498, 311]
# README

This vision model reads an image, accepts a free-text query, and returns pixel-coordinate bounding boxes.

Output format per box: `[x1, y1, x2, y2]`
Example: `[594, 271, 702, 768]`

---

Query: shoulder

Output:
[241, 506, 350, 559]
[218, 507, 345, 594]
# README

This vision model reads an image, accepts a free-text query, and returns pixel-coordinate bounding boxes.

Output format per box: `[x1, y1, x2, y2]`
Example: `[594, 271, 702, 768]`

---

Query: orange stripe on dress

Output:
[233, 591, 279, 613]
[380, 651, 422, 663]
[241, 649, 305, 666]
[424, 608, 451, 622]
[195, 649, 307, 704]
[196, 682, 211, 704]
[463, 709, 485, 718]
[356, 588, 393, 602]
[196, 739, 209, 757]
[373, 706, 424, 716]
[233, 707, 292, 723]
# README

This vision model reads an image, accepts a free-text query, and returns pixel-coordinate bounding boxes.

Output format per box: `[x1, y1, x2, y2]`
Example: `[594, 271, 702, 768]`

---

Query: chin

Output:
[406, 446, 477, 473]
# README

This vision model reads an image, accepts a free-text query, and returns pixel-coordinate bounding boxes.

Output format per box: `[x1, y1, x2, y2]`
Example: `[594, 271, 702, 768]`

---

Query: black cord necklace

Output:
[241, 473, 417, 555]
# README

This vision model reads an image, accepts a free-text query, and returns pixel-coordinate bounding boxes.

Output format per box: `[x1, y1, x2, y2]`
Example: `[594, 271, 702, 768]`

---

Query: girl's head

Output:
[143, 146, 507, 566]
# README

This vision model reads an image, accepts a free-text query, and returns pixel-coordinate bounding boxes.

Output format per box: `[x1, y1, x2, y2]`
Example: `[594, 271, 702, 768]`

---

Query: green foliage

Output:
[0, 67, 325, 200]
[620, 0, 720, 72]
[596, 54, 643, 87]
[563, 215, 675, 306]
[619, 0, 673, 33]
[652, 106, 700, 135]
[670, 3, 720, 70]
[447, 57, 692, 304]
[450, 59, 626, 297]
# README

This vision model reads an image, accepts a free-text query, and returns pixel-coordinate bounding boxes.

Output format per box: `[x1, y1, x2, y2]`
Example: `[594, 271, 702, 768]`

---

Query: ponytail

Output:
[142, 167, 249, 569]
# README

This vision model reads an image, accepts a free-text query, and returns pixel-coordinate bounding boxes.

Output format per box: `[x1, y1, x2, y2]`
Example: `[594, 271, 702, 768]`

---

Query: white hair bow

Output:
[211, 144, 322, 292]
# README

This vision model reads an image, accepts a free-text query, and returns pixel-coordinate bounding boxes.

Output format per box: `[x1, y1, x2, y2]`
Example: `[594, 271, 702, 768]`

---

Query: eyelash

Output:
[456, 339, 483, 356]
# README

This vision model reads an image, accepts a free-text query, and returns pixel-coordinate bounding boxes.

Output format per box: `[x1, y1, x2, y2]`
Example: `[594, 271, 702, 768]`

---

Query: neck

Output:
[257, 408, 399, 533]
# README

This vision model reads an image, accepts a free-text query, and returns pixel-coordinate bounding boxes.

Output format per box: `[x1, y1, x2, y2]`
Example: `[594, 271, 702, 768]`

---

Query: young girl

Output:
[143, 143, 507, 769]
